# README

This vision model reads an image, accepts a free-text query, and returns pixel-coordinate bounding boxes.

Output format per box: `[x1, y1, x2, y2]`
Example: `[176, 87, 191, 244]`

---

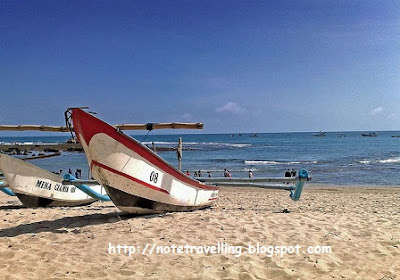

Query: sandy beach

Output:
[1, 184, 399, 279]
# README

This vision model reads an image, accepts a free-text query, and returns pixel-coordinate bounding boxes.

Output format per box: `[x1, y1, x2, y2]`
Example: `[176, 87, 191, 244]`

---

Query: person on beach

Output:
[186, 170, 190, 176]
[248, 170, 253, 178]
[284, 169, 291, 177]
[56, 169, 63, 175]
[224, 169, 232, 177]
[207, 171, 212, 177]
[75, 169, 82, 179]
[68, 168, 72, 175]
[198, 170, 202, 177]
[291, 169, 297, 177]
[194, 171, 198, 177]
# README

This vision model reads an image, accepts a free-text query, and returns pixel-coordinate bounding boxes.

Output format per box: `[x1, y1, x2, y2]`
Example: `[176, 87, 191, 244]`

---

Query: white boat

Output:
[68, 108, 219, 214]
[0, 153, 108, 207]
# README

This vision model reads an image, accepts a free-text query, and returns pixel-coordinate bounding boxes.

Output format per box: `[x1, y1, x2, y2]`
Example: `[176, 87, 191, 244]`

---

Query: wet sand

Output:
[1, 184, 399, 279]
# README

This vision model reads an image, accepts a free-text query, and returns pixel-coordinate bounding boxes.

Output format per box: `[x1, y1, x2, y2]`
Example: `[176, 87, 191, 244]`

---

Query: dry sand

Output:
[1, 184, 399, 279]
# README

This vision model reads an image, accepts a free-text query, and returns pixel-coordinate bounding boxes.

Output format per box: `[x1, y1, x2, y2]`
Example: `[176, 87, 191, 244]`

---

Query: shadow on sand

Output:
[0, 211, 162, 238]
[0, 204, 26, 210]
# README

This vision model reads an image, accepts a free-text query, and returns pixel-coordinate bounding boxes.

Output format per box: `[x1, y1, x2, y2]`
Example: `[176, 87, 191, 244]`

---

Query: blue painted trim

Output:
[0, 187, 16, 196]
[63, 174, 110, 201]
[290, 169, 309, 201]
[75, 184, 111, 201]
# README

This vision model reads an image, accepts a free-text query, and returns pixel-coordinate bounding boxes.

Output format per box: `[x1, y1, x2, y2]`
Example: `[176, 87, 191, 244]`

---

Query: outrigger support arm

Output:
[114, 122, 203, 130]
[0, 125, 71, 132]
[199, 169, 310, 201]
[62, 174, 111, 201]
[0, 180, 16, 196]
[0, 187, 16, 196]
[289, 169, 309, 201]
[63, 107, 203, 135]
[0, 110, 203, 133]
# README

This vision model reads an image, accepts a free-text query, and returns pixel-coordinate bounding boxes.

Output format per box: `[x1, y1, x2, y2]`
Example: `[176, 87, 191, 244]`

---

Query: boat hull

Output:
[71, 109, 219, 214]
[0, 153, 105, 207]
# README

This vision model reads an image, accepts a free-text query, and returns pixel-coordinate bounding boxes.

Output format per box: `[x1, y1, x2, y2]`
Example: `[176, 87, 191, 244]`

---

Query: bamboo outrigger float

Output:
[198, 171, 309, 201]
[0, 153, 109, 207]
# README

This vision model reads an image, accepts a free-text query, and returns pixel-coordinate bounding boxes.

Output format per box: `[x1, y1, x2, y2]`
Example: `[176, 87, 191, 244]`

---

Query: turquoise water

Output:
[1, 131, 400, 186]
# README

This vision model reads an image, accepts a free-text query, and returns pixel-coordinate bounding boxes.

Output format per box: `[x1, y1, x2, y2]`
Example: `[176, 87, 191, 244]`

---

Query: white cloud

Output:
[216, 102, 243, 114]
[371, 106, 384, 116]
[181, 113, 192, 121]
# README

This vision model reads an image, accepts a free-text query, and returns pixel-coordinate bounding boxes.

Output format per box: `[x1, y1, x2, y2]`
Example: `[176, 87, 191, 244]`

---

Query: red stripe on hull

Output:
[72, 109, 219, 192]
[91, 160, 169, 194]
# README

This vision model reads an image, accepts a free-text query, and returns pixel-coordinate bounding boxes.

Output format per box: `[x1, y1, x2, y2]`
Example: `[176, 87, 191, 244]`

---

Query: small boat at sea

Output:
[68, 108, 219, 214]
[361, 132, 377, 137]
[313, 132, 326, 137]
[0, 153, 108, 207]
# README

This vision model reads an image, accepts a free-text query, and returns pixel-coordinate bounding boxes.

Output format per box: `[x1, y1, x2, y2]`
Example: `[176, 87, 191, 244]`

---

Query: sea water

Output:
[1, 131, 400, 186]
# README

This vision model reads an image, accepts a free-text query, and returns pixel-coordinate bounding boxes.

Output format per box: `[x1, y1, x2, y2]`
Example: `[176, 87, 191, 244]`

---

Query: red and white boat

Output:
[69, 108, 219, 214]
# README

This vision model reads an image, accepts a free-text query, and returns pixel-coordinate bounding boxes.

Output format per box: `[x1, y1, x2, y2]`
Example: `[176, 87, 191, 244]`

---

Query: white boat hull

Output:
[0, 153, 105, 207]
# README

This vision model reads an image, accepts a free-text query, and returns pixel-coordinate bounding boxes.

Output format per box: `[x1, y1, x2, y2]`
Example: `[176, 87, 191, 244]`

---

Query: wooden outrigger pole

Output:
[0, 125, 70, 132]
[0, 123, 203, 132]
[0, 107, 203, 133]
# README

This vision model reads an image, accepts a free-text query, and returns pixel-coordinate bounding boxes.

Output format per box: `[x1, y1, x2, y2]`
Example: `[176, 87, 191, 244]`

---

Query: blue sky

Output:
[1, 0, 399, 135]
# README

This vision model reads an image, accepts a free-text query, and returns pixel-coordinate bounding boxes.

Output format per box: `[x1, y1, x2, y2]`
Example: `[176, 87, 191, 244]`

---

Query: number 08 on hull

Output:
[71, 109, 219, 214]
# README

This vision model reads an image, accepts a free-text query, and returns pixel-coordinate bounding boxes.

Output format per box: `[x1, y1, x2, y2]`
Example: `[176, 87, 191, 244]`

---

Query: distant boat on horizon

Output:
[361, 132, 377, 137]
[313, 132, 326, 137]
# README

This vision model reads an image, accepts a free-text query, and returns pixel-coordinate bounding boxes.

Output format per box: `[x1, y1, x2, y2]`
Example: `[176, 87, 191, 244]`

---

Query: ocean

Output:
[1, 131, 400, 186]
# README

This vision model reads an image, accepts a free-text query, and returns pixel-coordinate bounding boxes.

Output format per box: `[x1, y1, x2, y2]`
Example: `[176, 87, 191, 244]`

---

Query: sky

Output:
[1, 0, 400, 135]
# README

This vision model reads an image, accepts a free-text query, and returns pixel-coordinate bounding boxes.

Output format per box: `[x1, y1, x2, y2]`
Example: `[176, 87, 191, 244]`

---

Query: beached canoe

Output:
[69, 108, 219, 214]
[0, 153, 107, 207]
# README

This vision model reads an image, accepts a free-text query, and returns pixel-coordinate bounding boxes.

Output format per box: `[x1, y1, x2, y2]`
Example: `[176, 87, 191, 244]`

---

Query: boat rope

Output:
[139, 129, 153, 144]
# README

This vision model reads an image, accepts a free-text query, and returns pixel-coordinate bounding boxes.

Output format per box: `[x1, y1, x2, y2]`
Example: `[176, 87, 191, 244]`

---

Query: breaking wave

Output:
[142, 141, 251, 149]
[359, 157, 400, 164]
[244, 160, 318, 165]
